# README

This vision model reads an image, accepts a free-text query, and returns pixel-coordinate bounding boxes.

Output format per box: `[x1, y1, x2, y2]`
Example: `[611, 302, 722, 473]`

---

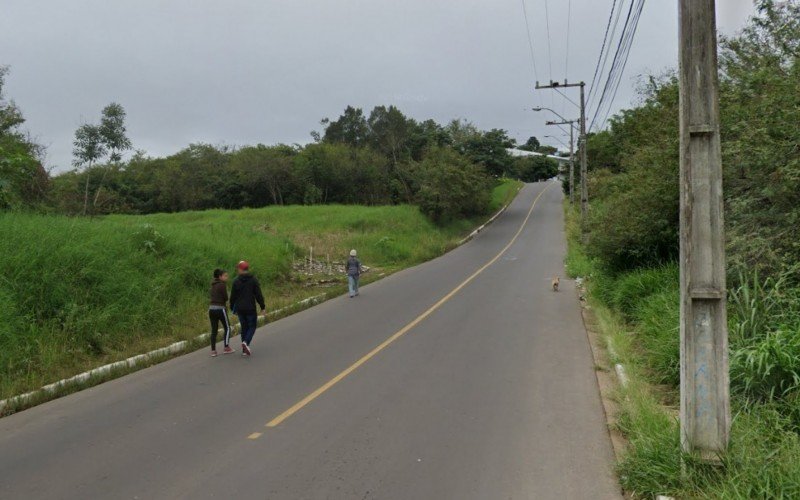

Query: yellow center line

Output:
[265, 182, 553, 428]
[247, 432, 263, 440]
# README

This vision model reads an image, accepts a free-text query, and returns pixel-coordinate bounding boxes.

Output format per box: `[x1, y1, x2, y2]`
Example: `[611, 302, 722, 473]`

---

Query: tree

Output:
[0, 66, 48, 210]
[460, 128, 516, 177]
[367, 105, 410, 165]
[407, 119, 451, 160]
[0, 66, 24, 136]
[412, 147, 492, 223]
[72, 124, 106, 215]
[99, 103, 132, 162]
[72, 102, 132, 214]
[510, 155, 559, 182]
[518, 136, 541, 152]
[444, 119, 481, 150]
[322, 106, 369, 147]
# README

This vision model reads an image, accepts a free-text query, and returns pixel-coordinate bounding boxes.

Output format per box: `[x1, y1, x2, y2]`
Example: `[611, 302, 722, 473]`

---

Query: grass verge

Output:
[564, 202, 800, 499]
[0, 179, 522, 410]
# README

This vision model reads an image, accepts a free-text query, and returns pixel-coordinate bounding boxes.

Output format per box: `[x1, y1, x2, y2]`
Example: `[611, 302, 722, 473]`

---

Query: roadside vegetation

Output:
[568, 1, 800, 497]
[0, 178, 521, 403]
[0, 43, 547, 407]
[1, 56, 538, 405]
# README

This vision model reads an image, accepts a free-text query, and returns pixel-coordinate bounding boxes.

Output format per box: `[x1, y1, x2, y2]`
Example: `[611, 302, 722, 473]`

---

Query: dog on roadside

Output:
[551, 276, 560, 292]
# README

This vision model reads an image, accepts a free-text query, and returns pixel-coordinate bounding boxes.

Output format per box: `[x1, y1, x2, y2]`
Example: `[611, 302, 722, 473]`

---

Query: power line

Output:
[563, 0, 573, 117]
[564, 0, 572, 80]
[589, 0, 645, 132]
[588, 0, 627, 111]
[543, 0, 555, 107]
[586, 0, 619, 106]
[554, 87, 580, 109]
[520, 0, 543, 106]
[596, 0, 645, 130]
[543, 0, 554, 79]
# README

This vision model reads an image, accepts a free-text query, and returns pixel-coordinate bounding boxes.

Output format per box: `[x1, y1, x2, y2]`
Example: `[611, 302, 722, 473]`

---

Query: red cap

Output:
[237, 260, 249, 271]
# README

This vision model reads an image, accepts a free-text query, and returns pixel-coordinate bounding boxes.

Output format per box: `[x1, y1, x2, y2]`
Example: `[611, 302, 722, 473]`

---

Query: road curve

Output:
[0, 182, 620, 499]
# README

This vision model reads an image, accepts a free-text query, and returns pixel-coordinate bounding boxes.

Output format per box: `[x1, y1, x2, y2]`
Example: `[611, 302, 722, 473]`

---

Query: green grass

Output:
[563, 203, 595, 278]
[564, 201, 800, 499]
[489, 178, 523, 213]
[0, 180, 520, 404]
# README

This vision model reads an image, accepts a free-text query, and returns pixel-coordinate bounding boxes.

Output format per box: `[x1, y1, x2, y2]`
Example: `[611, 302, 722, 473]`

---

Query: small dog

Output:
[551, 276, 560, 292]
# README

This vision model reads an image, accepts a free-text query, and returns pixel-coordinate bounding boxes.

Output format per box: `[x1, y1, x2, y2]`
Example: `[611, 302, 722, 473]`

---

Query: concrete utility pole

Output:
[678, 0, 729, 459]
[535, 80, 587, 229]
[546, 119, 578, 204]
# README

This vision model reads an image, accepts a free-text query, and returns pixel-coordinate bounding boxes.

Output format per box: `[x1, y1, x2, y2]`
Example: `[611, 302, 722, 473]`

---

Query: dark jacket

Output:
[346, 256, 361, 277]
[230, 273, 265, 314]
[209, 279, 228, 308]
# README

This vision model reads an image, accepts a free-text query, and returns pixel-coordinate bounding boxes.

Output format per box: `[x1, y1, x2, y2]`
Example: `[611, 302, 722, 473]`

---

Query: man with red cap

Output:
[230, 260, 266, 356]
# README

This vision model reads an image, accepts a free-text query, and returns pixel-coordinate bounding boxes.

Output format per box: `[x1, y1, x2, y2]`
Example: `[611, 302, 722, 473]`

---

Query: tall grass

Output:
[563, 201, 800, 498]
[489, 178, 523, 212]
[0, 180, 519, 401]
[563, 204, 595, 278]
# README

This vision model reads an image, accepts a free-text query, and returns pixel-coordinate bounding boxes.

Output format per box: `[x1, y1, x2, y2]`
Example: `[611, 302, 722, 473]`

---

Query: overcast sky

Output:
[1, 0, 756, 171]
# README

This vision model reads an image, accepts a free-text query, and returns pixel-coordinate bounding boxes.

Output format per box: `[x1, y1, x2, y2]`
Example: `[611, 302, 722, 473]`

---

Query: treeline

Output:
[0, 76, 559, 222]
[49, 106, 557, 221]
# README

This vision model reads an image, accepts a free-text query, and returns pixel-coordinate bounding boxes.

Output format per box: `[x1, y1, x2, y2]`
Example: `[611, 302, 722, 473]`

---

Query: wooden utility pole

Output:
[546, 119, 578, 204]
[536, 80, 587, 228]
[678, 0, 729, 458]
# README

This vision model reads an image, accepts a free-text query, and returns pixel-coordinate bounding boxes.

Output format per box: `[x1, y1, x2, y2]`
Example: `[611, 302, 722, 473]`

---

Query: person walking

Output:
[346, 249, 362, 298]
[208, 268, 234, 357]
[230, 260, 266, 357]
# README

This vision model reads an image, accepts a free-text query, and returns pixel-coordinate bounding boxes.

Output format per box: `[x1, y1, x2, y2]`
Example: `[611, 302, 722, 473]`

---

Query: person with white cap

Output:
[345, 249, 362, 298]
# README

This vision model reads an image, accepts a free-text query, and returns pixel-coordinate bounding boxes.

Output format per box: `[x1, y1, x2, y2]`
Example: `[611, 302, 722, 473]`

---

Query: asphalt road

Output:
[0, 182, 620, 499]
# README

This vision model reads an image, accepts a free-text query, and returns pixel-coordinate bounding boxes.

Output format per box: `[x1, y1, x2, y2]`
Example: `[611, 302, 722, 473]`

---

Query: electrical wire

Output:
[586, 0, 619, 106]
[554, 87, 580, 110]
[543, 0, 555, 107]
[589, 0, 645, 132]
[595, 0, 645, 130]
[520, 0, 543, 106]
[588, 0, 627, 110]
[562, 0, 573, 117]
[564, 0, 572, 81]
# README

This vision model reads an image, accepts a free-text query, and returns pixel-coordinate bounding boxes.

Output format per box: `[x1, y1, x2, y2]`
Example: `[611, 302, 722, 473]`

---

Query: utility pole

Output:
[536, 80, 587, 229]
[546, 119, 578, 204]
[678, 0, 729, 459]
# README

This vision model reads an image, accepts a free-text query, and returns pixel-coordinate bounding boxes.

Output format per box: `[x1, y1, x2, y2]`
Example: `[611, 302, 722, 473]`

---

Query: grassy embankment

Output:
[564, 204, 800, 498]
[0, 179, 522, 405]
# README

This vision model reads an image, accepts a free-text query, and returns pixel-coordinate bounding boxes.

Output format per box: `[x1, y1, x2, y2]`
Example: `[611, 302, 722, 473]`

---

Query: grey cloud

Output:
[0, 0, 755, 170]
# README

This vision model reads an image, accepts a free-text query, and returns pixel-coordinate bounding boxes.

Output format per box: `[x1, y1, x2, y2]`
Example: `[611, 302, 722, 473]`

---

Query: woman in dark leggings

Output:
[209, 268, 234, 357]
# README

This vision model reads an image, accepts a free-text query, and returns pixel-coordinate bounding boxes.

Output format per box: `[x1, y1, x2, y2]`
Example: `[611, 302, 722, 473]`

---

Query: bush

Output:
[586, 164, 679, 272]
[413, 147, 491, 223]
[509, 155, 558, 182]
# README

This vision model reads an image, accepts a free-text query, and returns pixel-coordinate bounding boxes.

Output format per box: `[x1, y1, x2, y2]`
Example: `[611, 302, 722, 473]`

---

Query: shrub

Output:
[413, 147, 491, 223]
